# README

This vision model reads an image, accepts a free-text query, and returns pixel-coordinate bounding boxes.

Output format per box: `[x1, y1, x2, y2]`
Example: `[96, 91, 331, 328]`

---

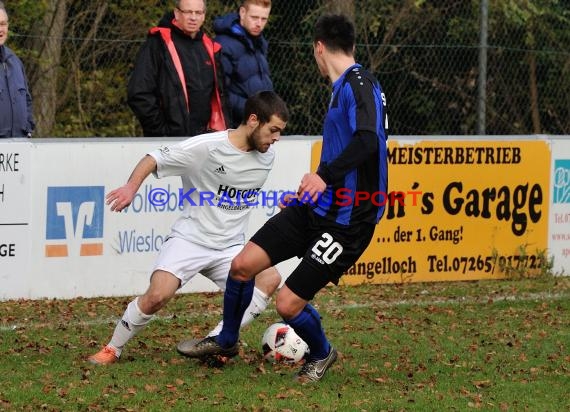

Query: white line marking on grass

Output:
[0, 291, 568, 332]
[336, 291, 569, 310]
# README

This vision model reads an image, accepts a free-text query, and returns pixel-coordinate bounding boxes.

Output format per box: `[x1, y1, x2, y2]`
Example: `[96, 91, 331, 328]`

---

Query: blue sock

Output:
[216, 276, 254, 348]
[286, 304, 330, 360]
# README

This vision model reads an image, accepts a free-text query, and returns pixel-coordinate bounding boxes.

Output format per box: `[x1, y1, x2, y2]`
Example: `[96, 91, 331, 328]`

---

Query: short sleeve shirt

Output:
[148, 130, 274, 249]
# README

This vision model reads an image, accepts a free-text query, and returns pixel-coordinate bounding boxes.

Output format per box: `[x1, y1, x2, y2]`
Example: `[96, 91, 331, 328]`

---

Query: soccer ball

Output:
[261, 322, 309, 363]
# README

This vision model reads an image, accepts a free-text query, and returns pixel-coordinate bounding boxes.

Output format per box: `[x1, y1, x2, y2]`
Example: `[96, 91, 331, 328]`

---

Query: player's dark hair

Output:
[243, 91, 289, 125]
[313, 14, 355, 55]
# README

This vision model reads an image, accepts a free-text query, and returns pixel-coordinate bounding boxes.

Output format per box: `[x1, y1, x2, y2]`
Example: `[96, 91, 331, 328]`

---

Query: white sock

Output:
[207, 287, 270, 337]
[108, 297, 153, 357]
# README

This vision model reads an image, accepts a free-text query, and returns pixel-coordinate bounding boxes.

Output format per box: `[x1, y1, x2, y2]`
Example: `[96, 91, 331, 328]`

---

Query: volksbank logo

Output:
[553, 159, 570, 204]
[45, 186, 105, 257]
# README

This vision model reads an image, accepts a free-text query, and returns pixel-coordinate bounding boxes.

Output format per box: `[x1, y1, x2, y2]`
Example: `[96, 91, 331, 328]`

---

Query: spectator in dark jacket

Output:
[128, 0, 229, 137]
[213, 0, 273, 128]
[0, 2, 34, 138]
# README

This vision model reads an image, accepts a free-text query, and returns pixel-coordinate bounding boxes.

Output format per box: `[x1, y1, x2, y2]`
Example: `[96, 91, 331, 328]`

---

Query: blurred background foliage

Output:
[5, 0, 570, 137]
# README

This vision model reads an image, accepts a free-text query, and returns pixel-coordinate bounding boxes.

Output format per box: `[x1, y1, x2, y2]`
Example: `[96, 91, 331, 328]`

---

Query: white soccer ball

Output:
[261, 322, 309, 363]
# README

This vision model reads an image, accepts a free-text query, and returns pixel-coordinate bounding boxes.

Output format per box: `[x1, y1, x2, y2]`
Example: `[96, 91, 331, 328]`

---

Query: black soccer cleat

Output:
[176, 338, 201, 356]
[176, 336, 238, 359]
[294, 346, 337, 382]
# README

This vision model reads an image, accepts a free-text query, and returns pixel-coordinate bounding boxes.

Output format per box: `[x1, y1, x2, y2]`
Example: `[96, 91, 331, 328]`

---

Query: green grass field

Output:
[1, 277, 568, 411]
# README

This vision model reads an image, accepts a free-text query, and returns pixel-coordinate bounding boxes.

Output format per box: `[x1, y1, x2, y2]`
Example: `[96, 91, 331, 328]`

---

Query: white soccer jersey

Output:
[148, 130, 274, 250]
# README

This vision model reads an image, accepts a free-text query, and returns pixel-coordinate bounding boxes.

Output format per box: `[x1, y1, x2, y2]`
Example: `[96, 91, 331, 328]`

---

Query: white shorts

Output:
[152, 236, 242, 290]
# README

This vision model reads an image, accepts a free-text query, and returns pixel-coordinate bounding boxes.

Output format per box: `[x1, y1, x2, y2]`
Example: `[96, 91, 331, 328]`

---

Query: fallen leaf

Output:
[472, 379, 492, 388]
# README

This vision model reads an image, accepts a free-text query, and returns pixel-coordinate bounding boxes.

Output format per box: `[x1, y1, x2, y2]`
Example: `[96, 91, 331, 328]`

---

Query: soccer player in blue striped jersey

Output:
[183, 14, 388, 383]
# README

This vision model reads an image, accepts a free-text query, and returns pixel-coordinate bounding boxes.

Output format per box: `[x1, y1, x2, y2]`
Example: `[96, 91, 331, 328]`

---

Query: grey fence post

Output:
[477, 0, 489, 135]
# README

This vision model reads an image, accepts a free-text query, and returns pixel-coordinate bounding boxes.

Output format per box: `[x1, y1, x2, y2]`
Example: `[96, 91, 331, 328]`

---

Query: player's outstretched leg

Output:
[179, 276, 254, 358]
[177, 286, 270, 355]
[88, 270, 178, 365]
[88, 297, 153, 365]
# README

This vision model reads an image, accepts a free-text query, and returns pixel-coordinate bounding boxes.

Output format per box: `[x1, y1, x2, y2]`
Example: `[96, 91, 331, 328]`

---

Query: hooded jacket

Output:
[0, 45, 34, 138]
[213, 12, 273, 128]
[127, 12, 228, 137]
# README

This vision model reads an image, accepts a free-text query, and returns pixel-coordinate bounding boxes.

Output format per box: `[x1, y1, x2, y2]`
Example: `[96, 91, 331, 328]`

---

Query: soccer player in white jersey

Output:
[88, 91, 289, 365]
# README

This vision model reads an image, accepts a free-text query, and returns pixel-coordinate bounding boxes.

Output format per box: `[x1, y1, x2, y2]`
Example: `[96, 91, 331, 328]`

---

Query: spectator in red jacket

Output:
[127, 0, 229, 137]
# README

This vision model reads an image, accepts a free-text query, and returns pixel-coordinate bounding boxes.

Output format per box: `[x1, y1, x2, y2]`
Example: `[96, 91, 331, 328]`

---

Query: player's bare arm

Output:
[297, 172, 326, 203]
[106, 155, 157, 212]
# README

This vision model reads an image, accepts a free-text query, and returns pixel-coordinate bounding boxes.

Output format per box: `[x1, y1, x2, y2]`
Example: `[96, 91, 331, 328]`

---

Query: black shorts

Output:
[250, 203, 375, 300]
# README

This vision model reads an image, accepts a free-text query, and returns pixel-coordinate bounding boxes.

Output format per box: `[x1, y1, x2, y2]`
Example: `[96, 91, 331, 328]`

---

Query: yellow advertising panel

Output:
[311, 139, 551, 284]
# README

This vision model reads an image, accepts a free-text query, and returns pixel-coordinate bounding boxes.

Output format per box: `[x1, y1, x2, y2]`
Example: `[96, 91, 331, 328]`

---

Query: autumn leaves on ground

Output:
[1, 277, 568, 411]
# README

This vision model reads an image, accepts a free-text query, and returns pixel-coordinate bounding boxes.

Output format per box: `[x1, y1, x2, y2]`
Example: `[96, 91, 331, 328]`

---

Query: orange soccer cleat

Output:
[88, 346, 119, 365]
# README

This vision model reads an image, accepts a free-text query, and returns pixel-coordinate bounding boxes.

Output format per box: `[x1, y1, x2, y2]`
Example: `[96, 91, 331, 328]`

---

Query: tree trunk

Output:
[367, 1, 416, 73]
[30, 0, 68, 137]
[528, 51, 541, 134]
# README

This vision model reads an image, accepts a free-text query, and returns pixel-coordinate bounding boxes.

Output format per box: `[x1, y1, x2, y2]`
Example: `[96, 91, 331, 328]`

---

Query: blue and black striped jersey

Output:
[315, 64, 388, 225]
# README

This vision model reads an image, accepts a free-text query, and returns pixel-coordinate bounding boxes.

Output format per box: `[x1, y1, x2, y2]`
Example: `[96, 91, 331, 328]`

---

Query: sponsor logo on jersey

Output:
[214, 165, 226, 175]
[45, 186, 104, 257]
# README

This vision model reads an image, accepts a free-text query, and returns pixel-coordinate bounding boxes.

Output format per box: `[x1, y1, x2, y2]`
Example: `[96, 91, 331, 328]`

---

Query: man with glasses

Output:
[127, 0, 229, 137]
[0, 1, 35, 138]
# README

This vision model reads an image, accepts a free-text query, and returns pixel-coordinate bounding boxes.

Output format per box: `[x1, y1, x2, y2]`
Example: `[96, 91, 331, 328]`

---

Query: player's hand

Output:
[106, 183, 138, 212]
[297, 173, 326, 203]
[278, 193, 295, 210]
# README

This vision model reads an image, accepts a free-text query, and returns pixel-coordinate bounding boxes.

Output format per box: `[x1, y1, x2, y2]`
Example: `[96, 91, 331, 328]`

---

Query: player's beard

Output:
[247, 126, 269, 153]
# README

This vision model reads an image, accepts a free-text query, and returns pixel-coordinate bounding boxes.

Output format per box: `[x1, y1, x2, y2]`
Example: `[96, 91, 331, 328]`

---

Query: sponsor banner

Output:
[549, 140, 570, 274]
[3, 136, 563, 300]
[27, 140, 211, 299]
[0, 141, 31, 300]
[311, 138, 551, 284]
[17, 139, 309, 300]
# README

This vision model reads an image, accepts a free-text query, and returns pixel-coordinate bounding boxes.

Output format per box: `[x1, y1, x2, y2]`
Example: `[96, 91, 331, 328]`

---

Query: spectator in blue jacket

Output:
[213, 0, 273, 128]
[0, 2, 34, 138]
